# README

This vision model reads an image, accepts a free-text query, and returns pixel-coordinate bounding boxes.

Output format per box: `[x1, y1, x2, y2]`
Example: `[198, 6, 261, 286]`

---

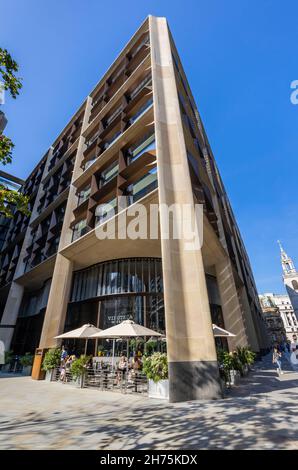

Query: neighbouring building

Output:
[259, 293, 286, 344]
[259, 293, 298, 343]
[0, 16, 269, 402]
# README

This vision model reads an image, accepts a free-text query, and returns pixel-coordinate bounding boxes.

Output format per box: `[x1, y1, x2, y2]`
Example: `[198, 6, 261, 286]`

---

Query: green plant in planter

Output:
[217, 349, 234, 383]
[236, 346, 256, 367]
[70, 355, 91, 382]
[232, 352, 244, 375]
[42, 348, 61, 372]
[20, 352, 33, 367]
[142, 352, 168, 383]
[217, 347, 256, 383]
[4, 350, 13, 365]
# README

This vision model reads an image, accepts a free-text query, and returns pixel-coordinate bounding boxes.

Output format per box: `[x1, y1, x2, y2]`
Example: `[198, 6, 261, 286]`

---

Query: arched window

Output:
[292, 280, 298, 290]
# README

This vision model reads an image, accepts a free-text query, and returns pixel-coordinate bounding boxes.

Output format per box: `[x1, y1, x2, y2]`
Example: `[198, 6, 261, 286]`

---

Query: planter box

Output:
[22, 365, 32, 376]
[148, 379, 169, 400]
[45, 370, 55, 382]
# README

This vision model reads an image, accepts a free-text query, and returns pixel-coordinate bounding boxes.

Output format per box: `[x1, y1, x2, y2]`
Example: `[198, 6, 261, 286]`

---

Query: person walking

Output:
[272, 346, 283, 376]
[60, 345, 68, 365]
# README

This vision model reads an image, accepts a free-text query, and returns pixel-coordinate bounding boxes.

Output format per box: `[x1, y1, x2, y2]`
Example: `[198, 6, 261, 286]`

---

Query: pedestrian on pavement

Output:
[60, 345, 68, 365]
[290, 335, 297, 352]
[272, 347, 283, 376]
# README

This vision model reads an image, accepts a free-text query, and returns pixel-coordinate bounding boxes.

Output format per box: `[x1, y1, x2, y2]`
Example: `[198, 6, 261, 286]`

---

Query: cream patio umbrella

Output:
[54, 324, 103, 355]
[91, 319, 163, 372]
[212, 324, 236, 337]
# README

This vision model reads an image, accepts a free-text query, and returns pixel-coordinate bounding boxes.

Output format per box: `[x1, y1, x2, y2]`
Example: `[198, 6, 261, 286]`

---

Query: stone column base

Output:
[168, 361, 223, 402]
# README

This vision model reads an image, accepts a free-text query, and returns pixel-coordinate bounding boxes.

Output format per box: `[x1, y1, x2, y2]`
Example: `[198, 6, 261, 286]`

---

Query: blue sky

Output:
[1, 0, 298, 294]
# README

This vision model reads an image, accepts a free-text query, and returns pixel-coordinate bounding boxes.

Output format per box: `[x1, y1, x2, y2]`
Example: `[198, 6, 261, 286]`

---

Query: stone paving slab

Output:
[0, 354, 297, 450]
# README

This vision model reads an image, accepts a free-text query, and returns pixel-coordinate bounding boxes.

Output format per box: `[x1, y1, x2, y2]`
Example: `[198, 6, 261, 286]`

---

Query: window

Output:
[105, 105, 122, 126]
[47, 236, 60, 257]
[126, 167, 157, 205]
[187, 151, 199, 179]
[127, 133, 155, 165]
[98, 161, 118, 188]
[72, 219, 87, 241]
[129, 98, 153, 126]
[95, 197, 117, 226]
[86, 132, 99, 148]
[78, 185, 91, 205]
[130, 74, 152, 100]
[103, 131, 121, 150]
[84, 156, 96, 170]
[130, 34, 149, 59]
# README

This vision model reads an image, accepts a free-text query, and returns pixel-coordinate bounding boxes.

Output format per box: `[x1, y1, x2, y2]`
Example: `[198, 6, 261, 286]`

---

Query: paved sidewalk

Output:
[0, 354, 297, 450]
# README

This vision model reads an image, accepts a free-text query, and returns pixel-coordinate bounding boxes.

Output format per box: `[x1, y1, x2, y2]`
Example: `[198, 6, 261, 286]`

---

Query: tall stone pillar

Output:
[38, 254, 73, 348]
[150, 16, 222, 402]
[215, 259, 248, 351]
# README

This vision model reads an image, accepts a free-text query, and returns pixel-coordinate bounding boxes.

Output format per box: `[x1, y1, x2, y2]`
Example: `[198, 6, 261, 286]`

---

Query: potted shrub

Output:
[1, 350, 13, 372]
[20, 353, 34, 375]
[231, 350, 244, 378]
[42, 348, 61, 381]
[217, 349, 240, 386]
[143, 352, 169, 399]
[70, 355, 91, 388]
[244, 347, 256, 370]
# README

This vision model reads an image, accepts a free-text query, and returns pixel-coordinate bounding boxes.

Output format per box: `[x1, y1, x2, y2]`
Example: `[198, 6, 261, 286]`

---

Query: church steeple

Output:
[278, 241, 296, 275]
[279, 242, 298, 322]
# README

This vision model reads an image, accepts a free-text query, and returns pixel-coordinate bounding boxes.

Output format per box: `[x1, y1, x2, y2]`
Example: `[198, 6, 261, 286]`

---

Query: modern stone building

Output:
[0, 16, 269, 401]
